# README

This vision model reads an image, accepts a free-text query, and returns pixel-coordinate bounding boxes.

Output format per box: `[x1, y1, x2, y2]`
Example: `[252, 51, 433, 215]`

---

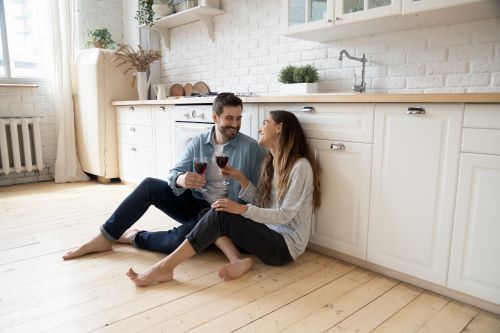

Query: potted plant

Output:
[135, 0, 154, 26]
[278, 64, 319, 95]
[85, 28, 115, 49]
[152, 0, 175, 18]
[113, 44, 162, 100]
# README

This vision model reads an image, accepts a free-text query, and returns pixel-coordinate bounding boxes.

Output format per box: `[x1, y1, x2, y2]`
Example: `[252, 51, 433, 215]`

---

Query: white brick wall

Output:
[161, 0, 500, 95]
[0, 0, 124, 186]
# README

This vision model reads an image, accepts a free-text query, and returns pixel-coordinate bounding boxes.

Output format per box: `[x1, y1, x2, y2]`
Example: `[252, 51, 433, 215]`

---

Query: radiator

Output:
[0, 117, 44, 175]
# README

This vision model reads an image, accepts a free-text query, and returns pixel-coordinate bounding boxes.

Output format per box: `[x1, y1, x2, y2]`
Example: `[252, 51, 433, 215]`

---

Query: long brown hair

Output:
[256, 110, 321, 210]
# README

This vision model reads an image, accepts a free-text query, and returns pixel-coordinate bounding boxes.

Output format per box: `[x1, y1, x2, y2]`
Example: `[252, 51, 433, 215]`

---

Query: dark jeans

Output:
[100, 177, 210, 253]
[186, 210, 294, 266]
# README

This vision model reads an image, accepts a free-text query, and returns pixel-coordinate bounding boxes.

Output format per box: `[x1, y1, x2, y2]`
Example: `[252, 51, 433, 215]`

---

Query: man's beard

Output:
[218, 125, 240, 140]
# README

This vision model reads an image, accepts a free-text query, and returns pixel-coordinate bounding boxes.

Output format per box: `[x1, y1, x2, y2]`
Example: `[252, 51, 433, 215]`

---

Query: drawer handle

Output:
[301, 106, 314, 113]
[405, 107, 425, 115]
[331, 143, 345, 151]
[131, 147, 137, 152]
[129, 106, 135, 111]
[160, 106, 166, 111]
[130, 127, 136, 132]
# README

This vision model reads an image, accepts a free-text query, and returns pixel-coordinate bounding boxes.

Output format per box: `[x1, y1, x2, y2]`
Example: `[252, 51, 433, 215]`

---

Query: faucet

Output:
[339, 50, 367, 93]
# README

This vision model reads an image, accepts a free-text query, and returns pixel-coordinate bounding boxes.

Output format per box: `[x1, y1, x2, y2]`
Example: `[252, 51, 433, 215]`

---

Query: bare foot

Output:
[117, 229, 140, 244]
[218, 258, 253, 281]
[63, 234, 112, 260]
[126, 264, 173, 287]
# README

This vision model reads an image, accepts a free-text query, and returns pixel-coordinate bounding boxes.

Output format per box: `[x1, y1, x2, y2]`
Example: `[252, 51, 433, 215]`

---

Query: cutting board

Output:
[169, 83, 184, 96]
[193, 81, 210, 95]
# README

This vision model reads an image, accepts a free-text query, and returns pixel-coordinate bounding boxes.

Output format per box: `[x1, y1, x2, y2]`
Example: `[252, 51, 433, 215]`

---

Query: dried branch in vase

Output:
[113, 44, 162, 74]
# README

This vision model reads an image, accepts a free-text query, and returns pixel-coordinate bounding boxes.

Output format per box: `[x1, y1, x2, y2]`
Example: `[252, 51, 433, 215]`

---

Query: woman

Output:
[127, 110, 321, 286]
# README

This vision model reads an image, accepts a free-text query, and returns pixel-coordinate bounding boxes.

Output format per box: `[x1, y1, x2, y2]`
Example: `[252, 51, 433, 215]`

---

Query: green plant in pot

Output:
[278, 64, 319, 95]
[85, 28, 115, 49]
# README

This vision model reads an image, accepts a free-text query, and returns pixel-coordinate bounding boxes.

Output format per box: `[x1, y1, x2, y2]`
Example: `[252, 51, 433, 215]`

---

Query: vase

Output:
[136, 72, 151, 100]
[279, 82, 319, 95]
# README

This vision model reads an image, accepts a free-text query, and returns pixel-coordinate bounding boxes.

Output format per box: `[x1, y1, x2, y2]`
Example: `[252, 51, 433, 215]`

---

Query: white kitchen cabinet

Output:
[283, 0, 499, 43]
[308, 139, 372, 259]
[259, 103, 374, 259]
[448, 104, 500, 305]
[334, 0, 401, 25]
[116, 105, 155, 185]
[448, 154, 500, 305]
[153, 105, 173, 180]
[240, 103, 259, 141]
[367, 103, 462, 285]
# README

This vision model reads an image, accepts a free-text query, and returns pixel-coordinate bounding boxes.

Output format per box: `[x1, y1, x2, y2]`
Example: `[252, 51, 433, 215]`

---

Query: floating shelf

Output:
[151, 6, 224, 49]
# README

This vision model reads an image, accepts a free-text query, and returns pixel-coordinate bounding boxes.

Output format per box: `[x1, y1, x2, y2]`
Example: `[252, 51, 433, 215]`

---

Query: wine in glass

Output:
[215, 151, 230, 185]
[193, 156, 208, 192]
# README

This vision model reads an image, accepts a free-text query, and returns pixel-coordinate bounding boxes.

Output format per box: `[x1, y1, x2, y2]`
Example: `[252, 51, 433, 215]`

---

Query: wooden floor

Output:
[1, 182, 500, 333]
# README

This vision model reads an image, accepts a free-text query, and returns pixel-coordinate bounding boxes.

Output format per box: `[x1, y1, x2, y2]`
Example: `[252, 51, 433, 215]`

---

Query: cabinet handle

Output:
[129, 106, 135, 111]
[405, 106, 425, 115]
[131, 147, 137, 152]
[301, 106, 314, 112]
[335, 16, 342, 21]
[331, 143, 345, 151]
[130, 127, 136, 132]
[160, 106, 166, 111]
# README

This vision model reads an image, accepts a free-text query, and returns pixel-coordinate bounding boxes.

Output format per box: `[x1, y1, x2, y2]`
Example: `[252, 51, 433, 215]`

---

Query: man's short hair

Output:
[213, 93, 243, 116]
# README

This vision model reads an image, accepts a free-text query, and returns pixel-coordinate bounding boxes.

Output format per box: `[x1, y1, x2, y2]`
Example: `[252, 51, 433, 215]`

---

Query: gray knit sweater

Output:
[239, 158, 314, 260]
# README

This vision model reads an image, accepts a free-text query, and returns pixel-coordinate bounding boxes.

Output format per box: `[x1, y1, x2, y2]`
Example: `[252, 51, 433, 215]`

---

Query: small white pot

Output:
[279, 82, 319, 95]
[152, 4, 174, 18]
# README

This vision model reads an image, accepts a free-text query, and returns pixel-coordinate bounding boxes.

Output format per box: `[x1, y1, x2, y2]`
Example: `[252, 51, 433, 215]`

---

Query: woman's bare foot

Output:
[218, 257, 253, 281]
[117, 229, 140, 244]
[126, 264, 173, 287]
[62, 234, 112, 260]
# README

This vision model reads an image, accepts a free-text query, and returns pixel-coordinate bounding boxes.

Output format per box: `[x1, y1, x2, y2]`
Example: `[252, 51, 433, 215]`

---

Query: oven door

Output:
[174, 121, 213, 161]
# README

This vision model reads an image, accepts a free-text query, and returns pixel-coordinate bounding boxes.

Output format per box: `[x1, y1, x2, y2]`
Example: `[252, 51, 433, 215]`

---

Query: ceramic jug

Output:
[153, 84, 168, 100]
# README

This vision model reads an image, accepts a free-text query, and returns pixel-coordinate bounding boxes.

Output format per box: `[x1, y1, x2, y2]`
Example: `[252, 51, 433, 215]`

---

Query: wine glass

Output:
[215, 151, 230, 185]
[193, 156, 208, 192]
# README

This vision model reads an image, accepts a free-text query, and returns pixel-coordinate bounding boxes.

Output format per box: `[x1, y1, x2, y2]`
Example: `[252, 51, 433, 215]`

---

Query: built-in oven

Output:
[172, 105, 214, 161]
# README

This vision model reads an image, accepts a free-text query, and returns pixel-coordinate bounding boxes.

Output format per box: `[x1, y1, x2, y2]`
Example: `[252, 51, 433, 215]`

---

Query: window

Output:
[0, 0, 44, 83]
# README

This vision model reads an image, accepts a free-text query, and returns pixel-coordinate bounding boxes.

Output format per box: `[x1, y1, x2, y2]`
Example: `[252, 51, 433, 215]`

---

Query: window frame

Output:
[0, 0, 45, 85]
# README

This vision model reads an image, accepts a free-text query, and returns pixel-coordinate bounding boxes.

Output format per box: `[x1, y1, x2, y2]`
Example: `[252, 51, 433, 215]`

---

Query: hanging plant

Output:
[135, 0, 154, 26]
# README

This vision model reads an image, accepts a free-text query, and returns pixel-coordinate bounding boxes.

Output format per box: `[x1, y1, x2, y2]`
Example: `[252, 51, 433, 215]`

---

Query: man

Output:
[63, 93, 265, 260]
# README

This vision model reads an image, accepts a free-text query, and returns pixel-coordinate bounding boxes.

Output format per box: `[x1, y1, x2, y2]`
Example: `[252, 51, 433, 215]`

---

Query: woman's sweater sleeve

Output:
[241, 159, 313, 225]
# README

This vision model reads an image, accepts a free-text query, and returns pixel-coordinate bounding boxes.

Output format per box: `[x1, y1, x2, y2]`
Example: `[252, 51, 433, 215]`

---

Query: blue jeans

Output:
[100, 177, 210, 253]
[186, 210, 294, 266]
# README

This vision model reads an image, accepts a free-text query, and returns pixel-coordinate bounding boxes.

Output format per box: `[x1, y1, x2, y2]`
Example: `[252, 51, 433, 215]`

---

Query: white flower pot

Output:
[279, 82, 318, 95]
[152, 4, 174, 18]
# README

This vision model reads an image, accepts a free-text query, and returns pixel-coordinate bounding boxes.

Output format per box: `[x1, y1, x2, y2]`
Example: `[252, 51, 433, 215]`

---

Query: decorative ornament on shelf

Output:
[113, 44, 162, 100]
[278, 64, 319, 95]
[85, 28, 115, 49]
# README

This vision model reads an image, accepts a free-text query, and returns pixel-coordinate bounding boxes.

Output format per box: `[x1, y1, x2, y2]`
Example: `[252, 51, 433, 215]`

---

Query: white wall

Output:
[0, 0, 124, 186]
[160, 0, 500, 94]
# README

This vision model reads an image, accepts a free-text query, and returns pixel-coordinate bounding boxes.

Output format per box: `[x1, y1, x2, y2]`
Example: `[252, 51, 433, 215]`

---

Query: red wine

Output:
[194, 162, 207, 174]
[216, 156, 229, 168]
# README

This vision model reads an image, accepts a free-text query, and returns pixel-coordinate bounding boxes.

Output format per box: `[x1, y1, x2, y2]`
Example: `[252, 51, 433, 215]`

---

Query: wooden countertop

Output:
[112, 93, 500, 105]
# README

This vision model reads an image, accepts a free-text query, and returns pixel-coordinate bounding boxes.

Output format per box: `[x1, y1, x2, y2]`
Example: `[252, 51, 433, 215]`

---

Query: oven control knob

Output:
[184, 112, 190, 119]
[198, 113, 205, 119]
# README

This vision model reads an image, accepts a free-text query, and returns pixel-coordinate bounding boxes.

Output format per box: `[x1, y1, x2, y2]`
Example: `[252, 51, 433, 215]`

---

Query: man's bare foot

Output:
[218, 257, 253, 281]
[117, 229, 140, 244]
[62, 234, 112, 260]
[126, 264, 173, 287]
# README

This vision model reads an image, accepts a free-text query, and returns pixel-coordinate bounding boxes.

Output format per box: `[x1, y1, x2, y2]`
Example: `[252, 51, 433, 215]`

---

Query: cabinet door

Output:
[283, 0, 334, 34]
[334, 0, 401, 25]
[448, 153, 500, 305]
[240, 104, 259, 141]
[368, 104, 462, 285]
[118, 143, 154, 185]
[153, 106, 173, 180]
[308, 139, 372, 259]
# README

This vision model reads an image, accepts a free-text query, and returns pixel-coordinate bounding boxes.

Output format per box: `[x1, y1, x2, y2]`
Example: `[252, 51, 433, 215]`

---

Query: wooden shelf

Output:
[151, 6, 224, 49]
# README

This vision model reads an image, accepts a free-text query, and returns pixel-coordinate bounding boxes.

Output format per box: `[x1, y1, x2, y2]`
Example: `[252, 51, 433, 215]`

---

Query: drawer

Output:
[258, 103, 374, 143]
[116, 105, 152, 126]
[462, 128, 500, 156]
[464, 104, 500, 129]
[117, 124, 153, 147]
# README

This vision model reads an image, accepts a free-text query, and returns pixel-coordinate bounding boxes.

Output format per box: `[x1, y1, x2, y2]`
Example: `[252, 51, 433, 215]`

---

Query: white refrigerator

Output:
[74, 48, 137, 181]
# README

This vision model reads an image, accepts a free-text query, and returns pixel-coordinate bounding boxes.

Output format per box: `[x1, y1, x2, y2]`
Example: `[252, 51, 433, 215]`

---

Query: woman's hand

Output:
[221, 166, 249, 189]
[212, 198, 248, 215]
